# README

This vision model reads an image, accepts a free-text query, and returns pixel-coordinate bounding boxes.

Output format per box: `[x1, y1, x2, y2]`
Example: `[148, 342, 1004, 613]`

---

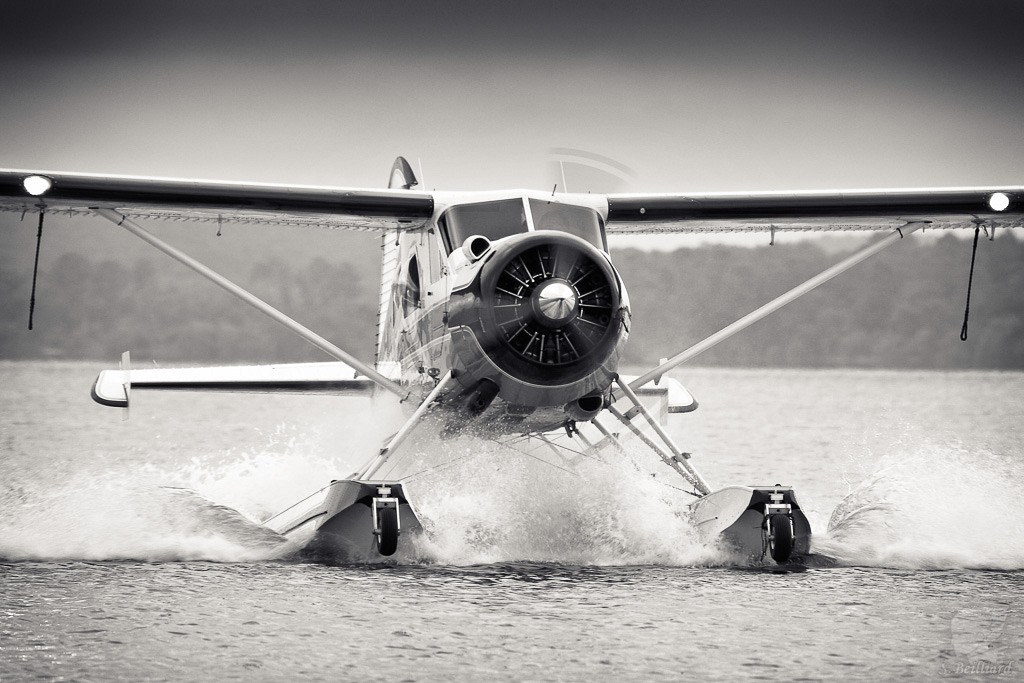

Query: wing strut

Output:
[623, 222, 927, 391]
[92, 208, 409, 400]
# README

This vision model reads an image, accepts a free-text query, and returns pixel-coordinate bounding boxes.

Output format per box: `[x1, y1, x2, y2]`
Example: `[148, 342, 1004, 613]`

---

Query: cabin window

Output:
[529, 199, 607, 250]
[402, 256, 421, 316]
[439, 199, 528, 253]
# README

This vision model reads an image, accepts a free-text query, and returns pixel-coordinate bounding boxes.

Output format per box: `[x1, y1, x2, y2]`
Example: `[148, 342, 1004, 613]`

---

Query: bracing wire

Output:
[28, 209, 44, 330]
[960, 225, 982, 341]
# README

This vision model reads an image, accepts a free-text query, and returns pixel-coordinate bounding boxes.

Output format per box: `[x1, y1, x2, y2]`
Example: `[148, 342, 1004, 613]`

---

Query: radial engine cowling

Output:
[447, 232, 629, 407]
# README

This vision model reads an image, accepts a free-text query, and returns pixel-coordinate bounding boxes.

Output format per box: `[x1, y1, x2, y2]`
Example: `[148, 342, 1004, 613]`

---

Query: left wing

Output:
[605, 187, 1023, 234]
[0, 169, 434, 231]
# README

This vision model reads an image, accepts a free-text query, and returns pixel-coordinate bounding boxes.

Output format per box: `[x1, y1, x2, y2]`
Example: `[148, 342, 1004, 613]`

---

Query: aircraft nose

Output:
[446, 229, 628, 406]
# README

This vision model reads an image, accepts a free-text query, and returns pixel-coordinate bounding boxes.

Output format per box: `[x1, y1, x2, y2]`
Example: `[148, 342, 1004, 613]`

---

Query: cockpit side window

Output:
[402, 255, 421, 316]
[439, 199, 528, 253]
[528, 200, 607, 251]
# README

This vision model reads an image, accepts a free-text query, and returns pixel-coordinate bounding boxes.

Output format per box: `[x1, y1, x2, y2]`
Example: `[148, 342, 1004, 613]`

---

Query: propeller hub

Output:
[534, 280, 577, 325]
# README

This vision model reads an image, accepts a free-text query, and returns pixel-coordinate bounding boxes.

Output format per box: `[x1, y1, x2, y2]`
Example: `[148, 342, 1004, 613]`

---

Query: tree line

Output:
[614, 234, 1024, 369]
[2, 234, 1022, 368]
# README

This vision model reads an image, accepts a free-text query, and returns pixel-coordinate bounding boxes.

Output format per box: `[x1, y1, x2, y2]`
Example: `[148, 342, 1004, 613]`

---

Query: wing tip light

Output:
[22, 174, 53, 197]
[989, 192, 1010, 212]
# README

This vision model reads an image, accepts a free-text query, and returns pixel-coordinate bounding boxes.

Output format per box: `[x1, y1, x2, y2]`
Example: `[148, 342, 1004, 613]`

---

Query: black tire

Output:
[768, 514, 794, 563]
[376, 505, 399, 556]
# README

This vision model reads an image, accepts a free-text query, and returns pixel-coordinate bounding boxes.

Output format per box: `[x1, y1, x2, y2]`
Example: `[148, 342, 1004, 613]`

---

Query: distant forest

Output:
[2, 234, 1022, 368]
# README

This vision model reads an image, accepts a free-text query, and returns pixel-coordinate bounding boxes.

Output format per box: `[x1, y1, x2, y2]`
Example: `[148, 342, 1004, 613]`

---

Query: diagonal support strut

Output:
[93, 208, 408, 400]
[623, 223, 927, 392]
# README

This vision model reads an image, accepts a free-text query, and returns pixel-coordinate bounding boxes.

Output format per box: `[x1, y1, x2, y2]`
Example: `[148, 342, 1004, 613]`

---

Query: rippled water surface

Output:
[2, 362, 1023, 681]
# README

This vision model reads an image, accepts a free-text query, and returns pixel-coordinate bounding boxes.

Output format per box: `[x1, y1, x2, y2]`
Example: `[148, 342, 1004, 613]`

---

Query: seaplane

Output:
[2, 160, 1021, 564]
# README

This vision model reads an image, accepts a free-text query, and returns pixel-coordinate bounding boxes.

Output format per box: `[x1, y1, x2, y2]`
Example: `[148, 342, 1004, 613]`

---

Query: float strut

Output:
[358, 371, 454, 480]
[590, 417, 626, 453]
[610, 376, 711, 495]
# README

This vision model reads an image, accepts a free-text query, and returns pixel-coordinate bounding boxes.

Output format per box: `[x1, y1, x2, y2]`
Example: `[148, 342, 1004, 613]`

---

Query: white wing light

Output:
[988, 192, 1010, 212]
[23, 175, 53, 196]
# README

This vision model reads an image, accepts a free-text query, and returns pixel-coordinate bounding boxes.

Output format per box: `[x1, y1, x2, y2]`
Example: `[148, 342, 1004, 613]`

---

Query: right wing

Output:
[605, 187, 1024, 234]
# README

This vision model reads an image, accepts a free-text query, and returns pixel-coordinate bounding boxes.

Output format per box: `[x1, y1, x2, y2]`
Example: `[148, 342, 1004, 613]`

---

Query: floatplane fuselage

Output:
[253, 163, 808, 563]
[254, 170, 752, 562]
[4, 158, 1020, 564]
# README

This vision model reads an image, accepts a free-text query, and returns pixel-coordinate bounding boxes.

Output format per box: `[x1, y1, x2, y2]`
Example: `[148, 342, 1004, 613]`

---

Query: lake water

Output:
[2, 362, 1023, 681]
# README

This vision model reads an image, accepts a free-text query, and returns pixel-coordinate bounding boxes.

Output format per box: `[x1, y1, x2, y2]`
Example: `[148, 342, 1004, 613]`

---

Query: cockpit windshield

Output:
[440, 199, 527, 252]
[439, 198, 607, 253]
[529, 200, 606, 250]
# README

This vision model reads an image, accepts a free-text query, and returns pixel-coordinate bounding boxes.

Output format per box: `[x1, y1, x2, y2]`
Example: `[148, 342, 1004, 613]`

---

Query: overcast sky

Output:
[2, 0, 1022, 194]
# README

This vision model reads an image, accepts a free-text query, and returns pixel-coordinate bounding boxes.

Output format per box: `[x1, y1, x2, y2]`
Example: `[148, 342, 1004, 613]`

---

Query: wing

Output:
[0, 169, 434, 231]
[605, 187, 1024, 234]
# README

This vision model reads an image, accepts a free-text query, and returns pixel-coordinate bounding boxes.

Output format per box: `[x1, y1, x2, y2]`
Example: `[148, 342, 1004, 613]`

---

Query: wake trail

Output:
[815, 442, 1024, 570]
[0, 476, 293, 562]
[0, 421, 356, 563]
